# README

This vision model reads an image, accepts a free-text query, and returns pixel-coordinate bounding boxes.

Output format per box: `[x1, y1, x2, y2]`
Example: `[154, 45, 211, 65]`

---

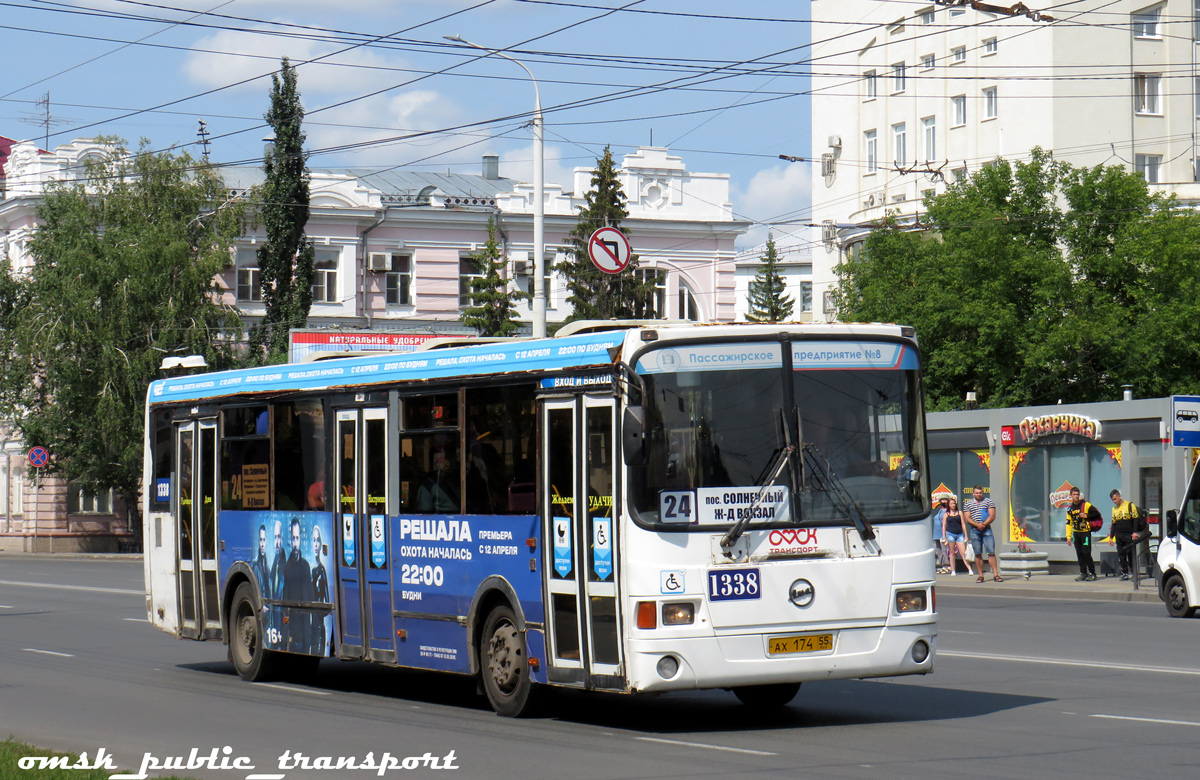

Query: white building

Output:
[731, 239, 818, 322]
[810, 0, 1200, 318]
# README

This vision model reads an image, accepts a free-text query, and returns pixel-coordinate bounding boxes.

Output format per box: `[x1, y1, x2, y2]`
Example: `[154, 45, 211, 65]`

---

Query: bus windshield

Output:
[630, 340, 927, 527]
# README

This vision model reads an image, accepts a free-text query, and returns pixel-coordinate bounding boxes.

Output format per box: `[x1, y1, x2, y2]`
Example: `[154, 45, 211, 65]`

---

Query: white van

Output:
[1159, 462, 1200, 617]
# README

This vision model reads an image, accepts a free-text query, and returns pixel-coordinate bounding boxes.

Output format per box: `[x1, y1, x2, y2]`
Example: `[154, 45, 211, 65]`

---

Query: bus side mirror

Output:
[622, 406, 647, 467]
[1166, 509, 1178, 537]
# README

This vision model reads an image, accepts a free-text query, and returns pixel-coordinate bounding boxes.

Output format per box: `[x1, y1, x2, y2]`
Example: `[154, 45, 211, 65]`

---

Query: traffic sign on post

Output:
[28, 446, 49, 468]
[588, 227, 632, 275]
[1172, 395, 1200, 447]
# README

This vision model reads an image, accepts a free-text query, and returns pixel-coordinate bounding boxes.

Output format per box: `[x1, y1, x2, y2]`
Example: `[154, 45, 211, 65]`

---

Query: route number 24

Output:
[660, 491, 695, 524]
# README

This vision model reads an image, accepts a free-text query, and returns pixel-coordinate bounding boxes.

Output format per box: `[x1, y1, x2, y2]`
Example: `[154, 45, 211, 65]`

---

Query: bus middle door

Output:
[542, 395, 623, 689]
[335, 407, 395, 662]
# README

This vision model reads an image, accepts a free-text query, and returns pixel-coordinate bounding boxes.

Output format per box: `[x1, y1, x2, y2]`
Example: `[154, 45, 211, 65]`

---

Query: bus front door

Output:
[335, 407, 395, 662]
[175, 418, 220, 640]
[542, 396, 623, 689]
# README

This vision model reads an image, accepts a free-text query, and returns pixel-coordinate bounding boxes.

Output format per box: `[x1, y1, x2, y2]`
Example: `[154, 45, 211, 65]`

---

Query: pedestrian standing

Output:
[1108, 489, 1149, 581]
[933, 497, 950, 574]
[964, 486, 1003, 583]
[942, 497, 971, 575]
[1065, 487, 1102, 581]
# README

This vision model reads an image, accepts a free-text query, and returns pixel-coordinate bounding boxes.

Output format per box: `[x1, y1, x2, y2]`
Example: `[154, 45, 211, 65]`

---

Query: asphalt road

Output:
[2, 555, 1197, 780]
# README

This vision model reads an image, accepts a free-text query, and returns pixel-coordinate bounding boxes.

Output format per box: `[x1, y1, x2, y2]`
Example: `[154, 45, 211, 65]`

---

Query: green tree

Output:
[461, 217, 529, 336]
[559, 146, 658, 321]
[248, 57, 315, 364]
[833, 147, 1200, 410]
[2, 139, 244, 536]
[745, 233, 794, 322]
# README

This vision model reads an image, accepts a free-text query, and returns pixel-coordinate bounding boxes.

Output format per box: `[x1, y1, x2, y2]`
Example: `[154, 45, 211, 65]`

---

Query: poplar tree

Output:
[461, 217, 528, 337]
[559, 146, 658, 321]
[746, 233, 794, 323]
[248, 57, 314, 364]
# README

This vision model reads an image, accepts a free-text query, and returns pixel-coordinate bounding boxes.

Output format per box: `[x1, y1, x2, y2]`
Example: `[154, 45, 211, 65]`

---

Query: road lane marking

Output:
[123, 617, 150, 622]
[23, 648, 74, 658]
[245, 776, 287, 780]
[941, 651, 1200, 676]
[1092, 714, 1200, 728]
[252, 682, 332, 696]
[0, 579, 141, 595]
[0, 604, 12, 609]
[635, 737, 776, 756]
[939, 630, 983, 634]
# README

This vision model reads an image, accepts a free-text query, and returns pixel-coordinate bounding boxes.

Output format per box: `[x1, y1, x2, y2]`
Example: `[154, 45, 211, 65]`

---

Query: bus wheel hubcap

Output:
[488, 625, 520, 692]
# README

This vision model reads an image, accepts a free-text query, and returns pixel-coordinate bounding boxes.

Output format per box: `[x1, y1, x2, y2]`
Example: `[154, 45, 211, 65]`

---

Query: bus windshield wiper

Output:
[720, 443, 793, 549]
[800, 443, 879, 549]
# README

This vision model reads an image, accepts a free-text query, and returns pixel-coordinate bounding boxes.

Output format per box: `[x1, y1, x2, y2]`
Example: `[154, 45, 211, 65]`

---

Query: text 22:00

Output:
[400, 564, 444, 587]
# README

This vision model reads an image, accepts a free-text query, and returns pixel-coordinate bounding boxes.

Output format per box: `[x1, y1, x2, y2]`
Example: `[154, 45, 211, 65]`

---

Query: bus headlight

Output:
[661, 602, 695, 625]
[895, 590, 927, 613]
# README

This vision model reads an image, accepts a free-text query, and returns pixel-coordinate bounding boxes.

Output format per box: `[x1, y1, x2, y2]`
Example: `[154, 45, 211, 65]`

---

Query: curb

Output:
[935, 575, 1161, 603]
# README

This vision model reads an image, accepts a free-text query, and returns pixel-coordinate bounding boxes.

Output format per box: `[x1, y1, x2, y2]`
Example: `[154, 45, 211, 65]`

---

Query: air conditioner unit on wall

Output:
[367, 252, 390, 272]
[512, 259, 530, 276]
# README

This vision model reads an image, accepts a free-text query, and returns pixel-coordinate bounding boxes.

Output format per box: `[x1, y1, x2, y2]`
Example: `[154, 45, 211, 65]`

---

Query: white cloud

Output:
[496, 142, 575, 191]
[733, 162, 812, 250]
[182, 28, 405, 96]
[304, 90, 470, 167]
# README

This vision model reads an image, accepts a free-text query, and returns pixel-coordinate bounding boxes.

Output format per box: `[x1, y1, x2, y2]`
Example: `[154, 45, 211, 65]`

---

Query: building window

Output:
[1135, 73, 1162, 115]
[952, 94, 967, 126]
[921, 7, 935, 24]
[921, 53, 935, 70]
[864, 70, 877, 100]
[1133, 7, 1161, 38]
[922, 116, 936, 161]
[893, 123, 907, 166]
[983, 37, 998, 55]
[68, 484, 112, 514]
[385, 254, 412, 305]
[951, 46, 966, 64]
[312, 254, 339, 304]
[952, 167, 968, 183]
[983, 87, 998, 119]
[678, 285, 699, 321]
[1136, 153, 1162, 183]
[864, 129, 878, 173]
[1195, 0, 1200, 39]
[459, 256, 484, 308]
[800, 281, 813, 313]
[891, 62, 906, 93]
[236, 266, 261, 302]
[950, 7, 966, 16]
[634, 268, 667, 318]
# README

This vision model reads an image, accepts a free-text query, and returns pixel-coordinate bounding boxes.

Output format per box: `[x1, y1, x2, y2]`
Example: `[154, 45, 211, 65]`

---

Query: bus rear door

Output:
[542, 395, 623, 689]
[334, 407, 396, 662]
[175, 418, 220, 640]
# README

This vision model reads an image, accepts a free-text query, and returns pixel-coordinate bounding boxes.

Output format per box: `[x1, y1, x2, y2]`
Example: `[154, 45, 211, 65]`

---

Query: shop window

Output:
[1009, 444, 1121, 542]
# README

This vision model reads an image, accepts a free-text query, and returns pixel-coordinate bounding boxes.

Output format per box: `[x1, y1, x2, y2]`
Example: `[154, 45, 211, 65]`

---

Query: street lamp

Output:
[444, 34, 546, 338]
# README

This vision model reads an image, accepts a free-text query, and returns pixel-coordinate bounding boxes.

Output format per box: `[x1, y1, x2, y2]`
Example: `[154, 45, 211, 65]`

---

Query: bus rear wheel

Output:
[479, 605, 537, 717]
[230, 582, 281, 681]
[733, 682, 801, 708]
[1164, 574, 1197, 618]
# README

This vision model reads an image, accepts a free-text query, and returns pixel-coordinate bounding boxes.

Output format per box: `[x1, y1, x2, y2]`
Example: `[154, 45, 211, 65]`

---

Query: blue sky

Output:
[2, 1, 812, 248]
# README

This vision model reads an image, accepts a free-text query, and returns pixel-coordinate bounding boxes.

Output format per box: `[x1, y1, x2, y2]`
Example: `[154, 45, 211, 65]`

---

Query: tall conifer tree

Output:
[249, 57, 314, 364]
[559, 146, 658, 322]
[461, 217, 528, 337]
[746, 233, 794, 323]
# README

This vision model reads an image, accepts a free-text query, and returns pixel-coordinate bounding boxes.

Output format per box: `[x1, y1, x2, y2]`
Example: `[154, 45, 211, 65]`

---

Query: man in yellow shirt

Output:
[1065, 487, 1102, 581]
[1108, 489, 1149, 581]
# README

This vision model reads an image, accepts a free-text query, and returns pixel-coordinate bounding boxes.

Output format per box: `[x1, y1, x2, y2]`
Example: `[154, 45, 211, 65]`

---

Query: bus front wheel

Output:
[479, 604, 537, 717]
[1164, 574, 1197, 618]
[733, 682, 801, 708]
[230, 582, 282, 681]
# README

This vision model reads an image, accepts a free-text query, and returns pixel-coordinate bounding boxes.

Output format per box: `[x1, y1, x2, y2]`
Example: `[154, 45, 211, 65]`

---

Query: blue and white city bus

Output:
[143, 321, 936, 716]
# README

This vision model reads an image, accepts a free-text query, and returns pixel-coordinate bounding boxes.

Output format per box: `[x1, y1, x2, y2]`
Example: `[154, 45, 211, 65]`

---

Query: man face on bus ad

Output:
[290, 518, 302, 562]
[258, 526, 267, 560]
[274, 520, 283, 557]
